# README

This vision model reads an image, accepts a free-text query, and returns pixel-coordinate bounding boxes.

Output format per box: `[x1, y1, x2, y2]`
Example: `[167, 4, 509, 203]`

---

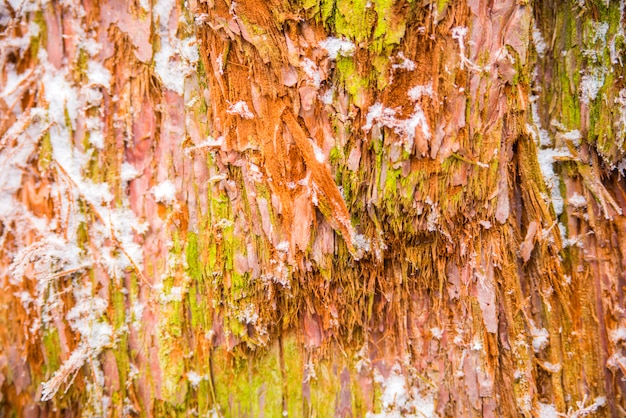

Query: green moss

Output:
[186, 232, 211, 330]
[157, 240, 188, 404]
[213, 347, 281, 415]
[436, 0, 449, 16]
[157, 314, 187, 405]
[236, 15, 282, 64]
[341, 171, 360, 207]
[31, 10, 46, 59]
[76, 49, 89, 79]
[370, 0, 406, 54]
[580, 0, 626, 163]
[336, 57, 371, 99]
[320, 0, 336, 22]
[334, 0, 375, 43]
[42, 329, 61, 374]
[38, 131, 52, 171]
[187, 284, 206, 329]
[371, 55, 390, 90]
[186, 232, 202, 281]
[112, 287, 126, 329]
[301, 0, 319, 10]
[211, 336, 304, 416]
[308, 359, 343, 415]
[283, 337, 304, 416]
[383, 166, 401, 198]
[399, 169, 424, 201]
[113, 332, 130, 399]
[306, 0, 410, 102]
[329, 145, 344, 165]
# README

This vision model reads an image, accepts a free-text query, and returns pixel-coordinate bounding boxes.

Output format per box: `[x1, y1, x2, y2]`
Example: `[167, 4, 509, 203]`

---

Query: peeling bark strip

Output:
[1, 0, 626, 416]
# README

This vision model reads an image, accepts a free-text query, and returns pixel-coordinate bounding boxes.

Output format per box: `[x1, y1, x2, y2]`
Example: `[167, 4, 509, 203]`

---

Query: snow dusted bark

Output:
[1, 0, 626, 416]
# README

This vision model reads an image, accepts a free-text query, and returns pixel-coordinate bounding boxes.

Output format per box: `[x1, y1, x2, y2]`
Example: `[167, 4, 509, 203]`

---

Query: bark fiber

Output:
[1, 0, 626, 416]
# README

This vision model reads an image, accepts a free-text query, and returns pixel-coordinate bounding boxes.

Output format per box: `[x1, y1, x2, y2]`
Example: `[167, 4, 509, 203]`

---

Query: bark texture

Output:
[1, 0, 626, 416]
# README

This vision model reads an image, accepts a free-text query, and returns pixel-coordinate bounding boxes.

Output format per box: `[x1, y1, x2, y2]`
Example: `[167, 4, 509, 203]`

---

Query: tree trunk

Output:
[1, 0, 626, 416]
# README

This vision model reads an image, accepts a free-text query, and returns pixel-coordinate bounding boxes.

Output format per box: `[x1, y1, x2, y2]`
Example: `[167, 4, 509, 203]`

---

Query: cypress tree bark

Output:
[1, 0, 625, 416]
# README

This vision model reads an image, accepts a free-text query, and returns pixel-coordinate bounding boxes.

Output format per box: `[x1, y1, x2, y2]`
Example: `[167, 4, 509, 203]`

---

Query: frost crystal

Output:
[580, 69, 605, 105]
[536, 403, 559, 418]
[543, 362, 562, 373]
[568, 192, 587, 208]
[41, 282, 113, 401]
[407, 84, 433, 101]
[301, 58, 323, 88]
[363, 88, 431, 154]
[528, 320, 549, 353]
[87, 61, 111, 89]
[226, 101, 255, 119]
[155, 37, 199, 94]
[187, 371, 205, 388]
[451, 26, 482, 71]
[531, 23, 547, 58]
[311, 141, 325, 163]
[611, 327, 626, 344]
[430, 327, 443, 339]
[319, 37, 356, 59]
[153, 0, 176, 27]
[276, 241, 290, 253]
[368, 365, 438, 417]
[152, 180, 177, 204]
[615, 89, 626, 141]
[536, 147, 571, 215]
[392, 52, 416, 71]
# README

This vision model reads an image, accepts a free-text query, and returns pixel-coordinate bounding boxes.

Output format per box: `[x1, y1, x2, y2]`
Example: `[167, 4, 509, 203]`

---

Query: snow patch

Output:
[320, 87, 334, 104]
[528, 95, 551, 147]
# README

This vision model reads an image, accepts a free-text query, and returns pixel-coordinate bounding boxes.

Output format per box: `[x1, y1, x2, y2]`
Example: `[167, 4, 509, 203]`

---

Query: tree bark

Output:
[1, 0, 626, 416]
